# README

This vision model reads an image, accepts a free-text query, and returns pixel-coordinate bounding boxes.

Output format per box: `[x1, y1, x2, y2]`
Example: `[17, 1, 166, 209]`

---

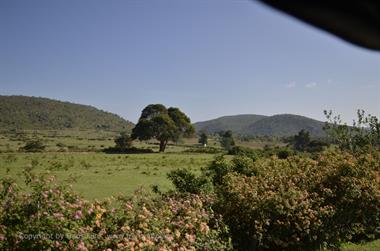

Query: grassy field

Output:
[0, 151, 217, 200]
[0, 129, 224, 199]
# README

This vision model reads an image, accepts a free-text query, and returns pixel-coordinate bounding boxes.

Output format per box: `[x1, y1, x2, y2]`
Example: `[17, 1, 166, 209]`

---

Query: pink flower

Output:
[74, 210, 83, 220]
[185, 233, 196, 243]
[77, 240, 88, 251]
[126, 203, 133, 210]
[87, 207, 94, 214]
[166, 235, 174, 242]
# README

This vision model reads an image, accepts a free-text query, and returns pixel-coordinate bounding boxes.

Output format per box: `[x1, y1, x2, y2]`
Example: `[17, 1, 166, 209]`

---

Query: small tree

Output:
[114, 132, 132, 151]
[219, 130, 235, 151]
[198, 131, 208, 147]
[289, 129, 328, 153]
[324, 109, 380, 151]
[132, 104, 194, 152]
[291, 129, 311, 151]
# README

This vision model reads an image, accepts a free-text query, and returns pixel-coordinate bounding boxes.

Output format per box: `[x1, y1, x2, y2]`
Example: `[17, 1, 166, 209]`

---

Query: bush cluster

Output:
[0, 171, 231, 250]
[19, 140, 46, 152]
[229, 145, 294, 160]
[207, 150, 380, 250]
[183, 146, 224, 154]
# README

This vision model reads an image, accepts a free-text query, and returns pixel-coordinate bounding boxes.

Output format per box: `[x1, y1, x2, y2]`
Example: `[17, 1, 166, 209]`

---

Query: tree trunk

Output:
[159, 140, 167, 152]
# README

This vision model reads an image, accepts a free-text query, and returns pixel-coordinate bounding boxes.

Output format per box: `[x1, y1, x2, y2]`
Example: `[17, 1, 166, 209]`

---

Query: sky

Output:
[1, 0, 379, 124]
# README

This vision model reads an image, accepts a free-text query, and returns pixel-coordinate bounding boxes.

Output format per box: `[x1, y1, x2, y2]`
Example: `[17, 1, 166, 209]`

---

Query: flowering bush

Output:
[212, 149, 380, 250]
[0, 170, 231, 250]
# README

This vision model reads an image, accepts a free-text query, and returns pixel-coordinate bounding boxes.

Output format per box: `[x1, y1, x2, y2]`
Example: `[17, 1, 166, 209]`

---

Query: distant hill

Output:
[245, 114, 326, 137]
[0, 95, 134, 131]
[193, 114, 267, 135]
[194, 114, 326, 137]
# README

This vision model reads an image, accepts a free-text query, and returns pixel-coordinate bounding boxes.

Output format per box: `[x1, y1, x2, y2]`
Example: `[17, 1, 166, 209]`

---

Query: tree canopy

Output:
[132, 104, 194, 152]
[198, 131, 208, 146]
[219, 130, 235, 151]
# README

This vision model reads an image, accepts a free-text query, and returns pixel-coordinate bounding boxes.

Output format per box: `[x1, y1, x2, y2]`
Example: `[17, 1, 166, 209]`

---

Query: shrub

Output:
[288, 130, 329, 153]
[183, 146, 224, 154]
[103, 146, 154, 154]
[324, 110, 380, 151]
[167, 168, 211, 194]
[228, 146, 259, 160]
[204, 155, 259, 187]
[19, 140, 46, 152]
[276, 148, 292, 159]
[0, 171, 232, 250]
[211, 150, 380, 250]
[114, 132, 133, 150]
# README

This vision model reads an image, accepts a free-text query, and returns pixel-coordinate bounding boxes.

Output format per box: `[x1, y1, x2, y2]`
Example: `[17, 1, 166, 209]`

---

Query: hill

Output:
[245, 114, 326, 137]
[193, 114, 267, 135]
[194, 114, 326, 137]
[0, 95, 134, 131]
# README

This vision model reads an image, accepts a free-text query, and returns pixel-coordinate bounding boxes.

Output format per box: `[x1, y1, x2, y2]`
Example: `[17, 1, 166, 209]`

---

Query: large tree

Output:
[132, 104, 194, 152]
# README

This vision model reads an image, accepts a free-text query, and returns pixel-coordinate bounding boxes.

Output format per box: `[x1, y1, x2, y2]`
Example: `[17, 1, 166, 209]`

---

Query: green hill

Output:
[0, 95, 134, 131]
[194, 114, 326, 137]
[245, 114, 325, 137]
[193, 114, 267, 135]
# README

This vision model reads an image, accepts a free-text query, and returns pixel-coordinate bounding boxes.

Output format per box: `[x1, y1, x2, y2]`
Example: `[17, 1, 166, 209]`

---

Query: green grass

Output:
[0, 152, 215, 200]
[0, 129, 225, 199]
[340, 240, 380, 251]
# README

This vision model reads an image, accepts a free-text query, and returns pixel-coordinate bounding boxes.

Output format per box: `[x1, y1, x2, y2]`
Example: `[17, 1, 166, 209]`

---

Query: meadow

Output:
[0, 129, 223, 199]
[0, 152, 217, 200]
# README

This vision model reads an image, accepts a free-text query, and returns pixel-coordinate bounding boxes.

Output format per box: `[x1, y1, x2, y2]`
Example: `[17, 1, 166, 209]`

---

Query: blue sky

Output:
[1, 0, 379, 123]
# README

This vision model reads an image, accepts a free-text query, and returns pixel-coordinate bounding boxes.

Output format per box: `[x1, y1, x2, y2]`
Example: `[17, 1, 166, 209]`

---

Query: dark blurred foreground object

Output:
[258, 0, 380, 51]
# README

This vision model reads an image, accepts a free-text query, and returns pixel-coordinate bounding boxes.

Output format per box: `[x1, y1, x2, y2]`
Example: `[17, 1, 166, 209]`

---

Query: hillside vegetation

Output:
[194, 113, 325, 137]
[194, 114, 266, 135]
[0, 95, 134, 131]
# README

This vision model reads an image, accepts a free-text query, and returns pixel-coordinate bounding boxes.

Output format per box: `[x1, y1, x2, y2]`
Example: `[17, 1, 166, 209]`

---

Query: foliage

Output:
[288, 129, 328, 152]
[276, 148, 293, 159]
[290, 129, 312, 151]
[228, 146, 259, 160]
[0, 95, 133, 131]
[103, 146, 154, 154]
[219, 130, 235, 151]
[132, 104, 194, 152]
[0, 170, 232, 250]
[229, 145, 294, 160]
[114, 132, 133, 150]
[324, 110, 380, 151]
[19, 139, 46, 152]
[203, 155, 259, 187]
[167, 168, 211, 194]
[198, 131, 208, 146]
[183, 146, 223, 154]
[207, 150, 380, 250]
